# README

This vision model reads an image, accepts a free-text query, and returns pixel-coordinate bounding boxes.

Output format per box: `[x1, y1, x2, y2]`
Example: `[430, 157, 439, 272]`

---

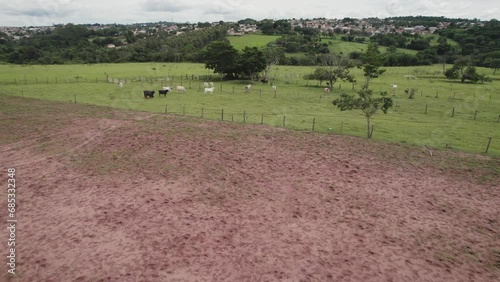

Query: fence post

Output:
[452, 107, 455, 117]
[164, 103, 168, 114]
[201, 108, 204, 118]
[485, 137, 492, 154]
[221, 109, 224, 120]
[283, 116, 286, 127]
[340, 121, 344, 133]
[474, 110, 478, 120]
[183, 105, 185, 116]
[425, 104, 428, 114]
[261, 113, 264, 124]
[435, 91, 438, 98]
[243, 111, 246, 123]
[312, 118, 315, 131]
[232, 86, 234, 94]
[74, 94, 76, 103]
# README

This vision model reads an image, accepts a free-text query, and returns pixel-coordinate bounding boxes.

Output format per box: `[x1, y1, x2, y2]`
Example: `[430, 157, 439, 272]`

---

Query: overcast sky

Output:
[0, 0, 498, 26]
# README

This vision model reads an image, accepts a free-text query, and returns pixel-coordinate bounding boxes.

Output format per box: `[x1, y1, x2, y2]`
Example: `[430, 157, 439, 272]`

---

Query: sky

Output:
[0, 0, 498, 27]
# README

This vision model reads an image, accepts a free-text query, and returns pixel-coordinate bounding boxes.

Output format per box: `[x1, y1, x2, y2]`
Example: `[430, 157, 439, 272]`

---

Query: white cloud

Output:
[143, 0, 193, 13]
[0, 0, 497, 26]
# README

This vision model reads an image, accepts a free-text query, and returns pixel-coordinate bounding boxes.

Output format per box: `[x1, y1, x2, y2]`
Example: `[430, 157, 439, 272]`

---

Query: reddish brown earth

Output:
[0, 96, 499, 282]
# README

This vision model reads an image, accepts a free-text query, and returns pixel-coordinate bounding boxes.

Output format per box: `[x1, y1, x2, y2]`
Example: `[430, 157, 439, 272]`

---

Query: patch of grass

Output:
[1, 63, 499, 155]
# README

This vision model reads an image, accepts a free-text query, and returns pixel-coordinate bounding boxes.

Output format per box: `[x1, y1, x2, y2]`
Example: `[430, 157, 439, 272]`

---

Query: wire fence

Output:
[1, 79, 498, 155]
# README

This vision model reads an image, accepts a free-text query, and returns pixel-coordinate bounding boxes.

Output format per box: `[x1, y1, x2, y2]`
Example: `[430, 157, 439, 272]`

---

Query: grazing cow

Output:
[162, 86, 172, 91]
[324, 87, 331, 94]
[143, 90, 155, 99]
[176, 86, 186, 93]
[272, 85, 277, 91]
[204, 87, 215, 94]
[118, 82, 123, 88]
[245, 84, 252, 92]
[391, 84, 397, 93]
[158, 89, 169, 97]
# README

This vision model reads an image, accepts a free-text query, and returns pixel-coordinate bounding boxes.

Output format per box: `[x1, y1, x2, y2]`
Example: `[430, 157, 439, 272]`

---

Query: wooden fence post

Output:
[485, 137, 492, 154]
[312, 118, 315, 131]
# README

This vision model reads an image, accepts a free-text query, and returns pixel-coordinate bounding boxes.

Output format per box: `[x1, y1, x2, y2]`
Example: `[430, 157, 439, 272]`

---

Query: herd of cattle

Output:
[140, 81, 411, 99]
[143, 85, 186, 99]
[141, 82, 271, 99]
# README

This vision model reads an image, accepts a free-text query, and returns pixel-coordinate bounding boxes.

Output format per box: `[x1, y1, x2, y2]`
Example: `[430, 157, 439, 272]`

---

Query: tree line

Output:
[0, 18, 498, 74]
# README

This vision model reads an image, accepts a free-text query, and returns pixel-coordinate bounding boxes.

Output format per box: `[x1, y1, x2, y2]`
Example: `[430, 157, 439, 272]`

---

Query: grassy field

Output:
[0, 62, 499, 155]
[227, 34, 281, 50]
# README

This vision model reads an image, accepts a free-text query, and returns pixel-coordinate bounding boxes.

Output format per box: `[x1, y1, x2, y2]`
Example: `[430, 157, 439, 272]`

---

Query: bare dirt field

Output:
[1, 96, 499, 281]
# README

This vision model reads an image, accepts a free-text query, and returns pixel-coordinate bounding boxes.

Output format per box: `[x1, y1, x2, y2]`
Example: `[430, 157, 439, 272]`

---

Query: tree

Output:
[360, 43, 386, 90]
[311, 53, 356, 89]
[444, 56, 490, 83]
[261, 45, 285, 81]
[238, 47, 267, 80]
[318, 54, 355, 87]
[201, 40, 239, 79]
[484, 57, 500, 74]
[333, 90, 393, 138]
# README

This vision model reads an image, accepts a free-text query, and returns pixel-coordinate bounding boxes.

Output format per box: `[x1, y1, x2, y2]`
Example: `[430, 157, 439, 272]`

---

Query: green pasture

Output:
[227, 34, 281, 50]
[323, 38, 419, 55]
[0, 63, 499, 155]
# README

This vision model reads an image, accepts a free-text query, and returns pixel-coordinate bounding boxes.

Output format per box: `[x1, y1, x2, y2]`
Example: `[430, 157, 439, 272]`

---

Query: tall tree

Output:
[238, 47, 267, 80]
[201, 40, 239, 79]
[314, 53, 356, 89]
[261, 45, 284, 81]
[360, 43, 386, 90]
[333, 90, 393, 138]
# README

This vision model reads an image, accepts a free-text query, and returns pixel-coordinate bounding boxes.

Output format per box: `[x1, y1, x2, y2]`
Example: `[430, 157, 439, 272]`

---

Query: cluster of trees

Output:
[1, 17, 498, 76]
[201, 40, 284, 81]
[1, 24, 228, 64]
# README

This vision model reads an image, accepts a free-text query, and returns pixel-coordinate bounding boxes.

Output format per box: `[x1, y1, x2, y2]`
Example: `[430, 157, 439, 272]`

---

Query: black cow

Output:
[158, 89, 169, 97]
[144, 90, 155, 99]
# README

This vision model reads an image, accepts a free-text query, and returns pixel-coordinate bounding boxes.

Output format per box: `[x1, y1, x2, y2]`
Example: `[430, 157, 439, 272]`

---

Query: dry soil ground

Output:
[0, 96, 499, 281]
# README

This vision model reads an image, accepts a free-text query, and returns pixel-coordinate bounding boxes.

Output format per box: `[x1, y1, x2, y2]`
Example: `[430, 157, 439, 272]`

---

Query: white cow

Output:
[204, 87, 215, 94]
[245, 84, 252, 92]
[209, 82, 214, 87]
[176, 86, 186, 93]
[272, 85, 277, 91]
[324, 87, 331, 94]
[162, 86, 172, 92]
[391, 84, 397, 92]
[203, 82, 209, 88]
[118, 82, 123, 88]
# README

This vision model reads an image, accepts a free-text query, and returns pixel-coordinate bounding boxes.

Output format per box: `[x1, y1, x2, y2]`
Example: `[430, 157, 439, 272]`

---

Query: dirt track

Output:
[0, 96, 499, 281]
